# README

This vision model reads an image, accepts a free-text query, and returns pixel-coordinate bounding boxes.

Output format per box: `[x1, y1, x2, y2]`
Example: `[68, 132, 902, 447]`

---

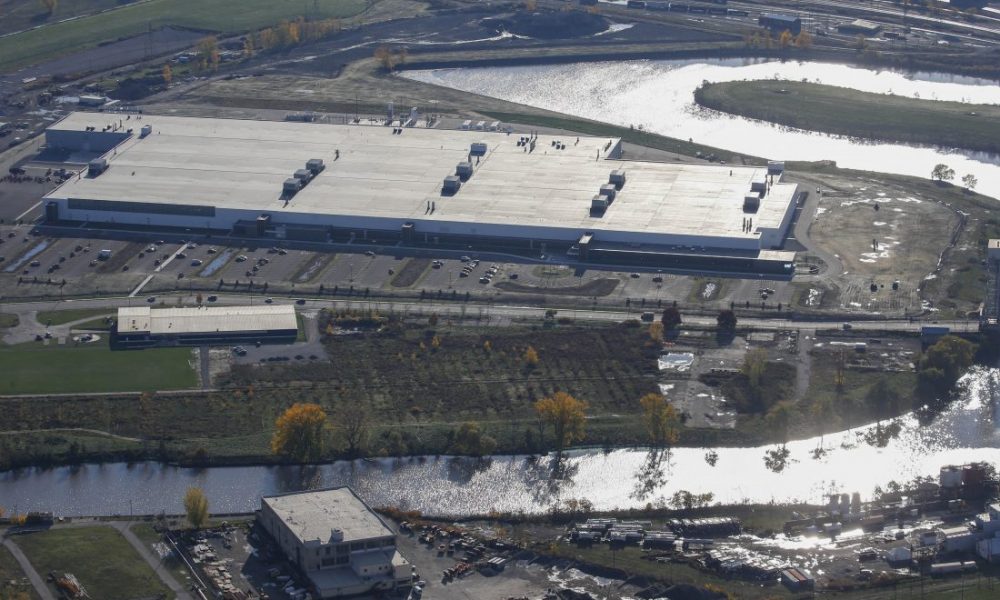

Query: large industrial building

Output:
[258, 487, 412, 598]
[43, 112, 799, 273]
[113, 304, 298, 348]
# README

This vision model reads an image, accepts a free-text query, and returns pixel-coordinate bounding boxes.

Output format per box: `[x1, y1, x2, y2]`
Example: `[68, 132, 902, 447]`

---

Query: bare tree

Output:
[340, 402, 370, 457]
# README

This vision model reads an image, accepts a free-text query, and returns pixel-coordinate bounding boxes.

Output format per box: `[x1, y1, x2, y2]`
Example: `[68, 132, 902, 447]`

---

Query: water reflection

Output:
[403, 59, 1000, 200]
[3, 369, 1000, 517]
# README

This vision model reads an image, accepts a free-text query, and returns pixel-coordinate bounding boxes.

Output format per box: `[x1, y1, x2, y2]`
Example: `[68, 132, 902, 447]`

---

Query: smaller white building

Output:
[259, 487, 411, 598]
[939, 525, 978, 554]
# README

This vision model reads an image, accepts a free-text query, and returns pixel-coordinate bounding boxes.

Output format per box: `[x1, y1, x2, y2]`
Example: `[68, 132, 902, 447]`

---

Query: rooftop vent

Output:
[591, 195, 609, 216]
[609, 169, 626, 190]
[88, 158, 108, 177]
[599, 184, 617, 202]
[442, 175, 461, 195]
[470, 142, 488, 156]
[306, 158, 325, 175]
[455, 161, 474, 180]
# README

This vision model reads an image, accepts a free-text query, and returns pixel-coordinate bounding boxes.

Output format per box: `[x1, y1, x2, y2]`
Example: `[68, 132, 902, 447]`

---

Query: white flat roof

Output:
[263, 487, 393, 544]
[117, 304, 296, 335]
[48, 113, 796, 242]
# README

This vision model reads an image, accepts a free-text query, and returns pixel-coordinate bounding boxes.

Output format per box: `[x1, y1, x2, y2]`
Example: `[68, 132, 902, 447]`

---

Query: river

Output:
[402, 58, 1000, 200]
[1, 368, 998, 517]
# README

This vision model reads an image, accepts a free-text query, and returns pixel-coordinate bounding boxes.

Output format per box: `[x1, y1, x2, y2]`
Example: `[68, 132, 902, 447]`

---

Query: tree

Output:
[243, 36, 255, 58]
[450, 422, 497, 456]
[39, 0, 57, 16]
[932, 163, 955, 182]
[535, 392, 587, 451]
[184, 487, 209, 529]
[767, 403, 792, 444]
[778, 29, 793, 48]
[523, 0, 538, 10]
[374, 45, 398, 71]
[271, 403, 328, 461]
[661, 306, 682, 331]
[919, 335, 977, 394]
[743, 348, 767, 389]
[339, 402, 370, 457]
[639, 393, 680, 447]
[962, 173, 978, 191]
[716, 309, 737, 333]
[794, 31, 813, 49]
[161, 64, 172, 85]
[524, 345, 539, 367]
[648, 322, 664, 342]
[196, 36, 219, 72]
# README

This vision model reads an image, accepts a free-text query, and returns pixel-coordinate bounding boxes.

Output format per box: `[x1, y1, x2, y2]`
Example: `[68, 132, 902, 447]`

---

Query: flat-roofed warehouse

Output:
[258, 487, 412, 598]
[43, 113, 799, 271]
[114, 304, 297, 348]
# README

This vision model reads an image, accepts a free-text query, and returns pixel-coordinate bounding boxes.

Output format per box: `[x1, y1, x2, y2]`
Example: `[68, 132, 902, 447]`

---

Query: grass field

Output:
[0, 341, 196, 394]
[35, 308, 113, 326]
[0, 313, 19, 328]
[14, 527, 171, 600]
[695, 80, 1000, 154]
[0, 542, 40, 600]
[0, 0, 368, 72]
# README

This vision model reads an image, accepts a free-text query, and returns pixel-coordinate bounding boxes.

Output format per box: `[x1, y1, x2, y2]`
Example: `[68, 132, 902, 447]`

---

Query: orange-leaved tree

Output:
[534, 392, 587, 451]
[272, 403, 328, 461]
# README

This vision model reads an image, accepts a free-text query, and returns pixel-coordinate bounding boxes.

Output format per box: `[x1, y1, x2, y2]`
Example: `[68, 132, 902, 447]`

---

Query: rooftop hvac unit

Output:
[88, 158, 108, 177]
[474, 121, 486, 130]
[139, 124, 153, 138]
[489, 121, 501, 131]
[470, 142, 488, 156]
[455, 161, 474, 180]
[591, 195, 609, 213]
[767, 160, 785, 175]
[743, 194, 761, 212]
[294, 169, 313, 183]
[599, 184, 617, 201]
[609, 169, 626, 189]
[283, 178, 302, 193]
[751, 173, 767, 193]
[306, 158, 325, 174]
[460, 120, 472, 130]
[442, 175, 462, 194]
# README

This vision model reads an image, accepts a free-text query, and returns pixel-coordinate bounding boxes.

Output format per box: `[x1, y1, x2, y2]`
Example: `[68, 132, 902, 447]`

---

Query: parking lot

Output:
[1, 227, 804, 311]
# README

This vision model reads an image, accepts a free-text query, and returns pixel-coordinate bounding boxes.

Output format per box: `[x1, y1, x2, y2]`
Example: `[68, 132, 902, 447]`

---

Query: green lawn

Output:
[0, 313, 19, 328]
[0, 0, 368, 72]
[35, 308, 113, 326]
[695, 80, 1000, 154]
[14, 527, 171, 600]
[0, 341, 196, 394]
[0, 542, 40, 600]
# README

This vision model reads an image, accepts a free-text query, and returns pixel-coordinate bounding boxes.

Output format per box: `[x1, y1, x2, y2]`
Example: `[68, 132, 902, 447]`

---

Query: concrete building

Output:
[41, 113, 799, 273]
[114, 305, 297, 348]
[258, 488, 411, 598]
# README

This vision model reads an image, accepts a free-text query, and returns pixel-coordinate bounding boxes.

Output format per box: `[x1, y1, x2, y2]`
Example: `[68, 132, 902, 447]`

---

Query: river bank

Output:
[695, 79, 1000, 155]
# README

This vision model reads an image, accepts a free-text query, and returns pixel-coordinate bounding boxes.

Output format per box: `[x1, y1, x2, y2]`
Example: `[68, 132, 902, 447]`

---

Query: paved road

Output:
[0, 292, 981, 337]
[2, 537, 56, 600]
